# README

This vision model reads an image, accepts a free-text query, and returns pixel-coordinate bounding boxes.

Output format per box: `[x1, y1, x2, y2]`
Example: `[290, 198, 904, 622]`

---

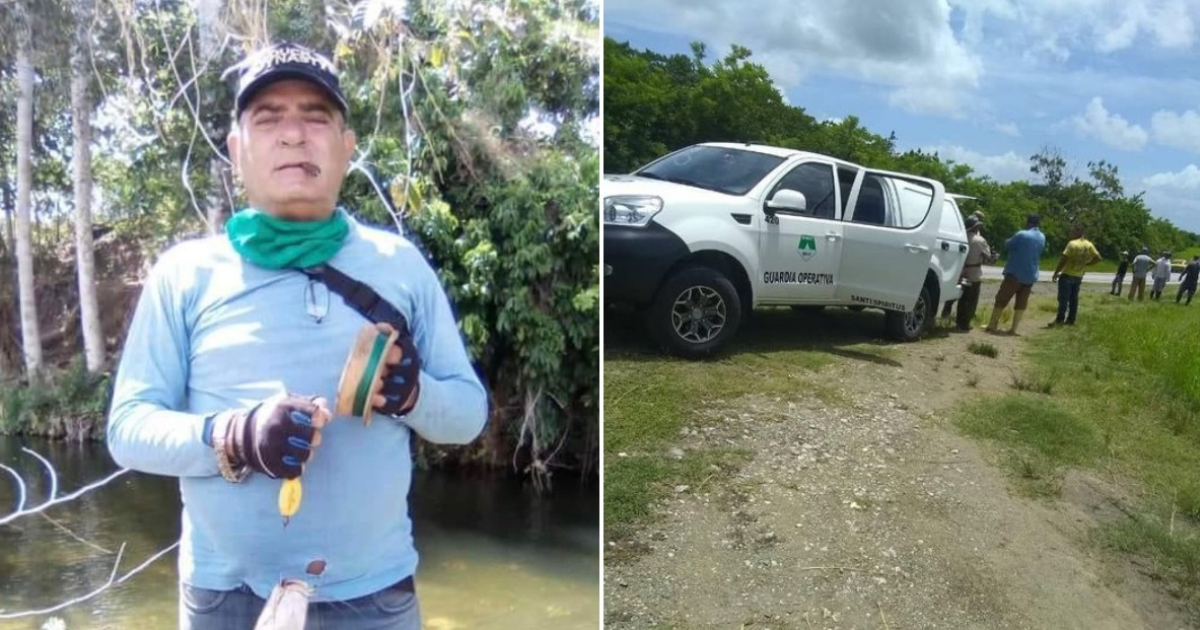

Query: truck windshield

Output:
[634, 146, 786, 196]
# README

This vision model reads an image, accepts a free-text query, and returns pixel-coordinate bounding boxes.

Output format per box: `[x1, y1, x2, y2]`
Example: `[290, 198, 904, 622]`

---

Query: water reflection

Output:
[0, 437, 598, 629]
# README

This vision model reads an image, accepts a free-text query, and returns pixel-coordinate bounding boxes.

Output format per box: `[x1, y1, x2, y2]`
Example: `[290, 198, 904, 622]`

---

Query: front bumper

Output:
[603, 222, 690, 306]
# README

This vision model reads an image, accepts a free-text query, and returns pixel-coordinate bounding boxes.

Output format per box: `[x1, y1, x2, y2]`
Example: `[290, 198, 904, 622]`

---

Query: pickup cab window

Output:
[768, 162, 838, 219]
[850, 174, 934, 229]
[635, 145, 785, 196]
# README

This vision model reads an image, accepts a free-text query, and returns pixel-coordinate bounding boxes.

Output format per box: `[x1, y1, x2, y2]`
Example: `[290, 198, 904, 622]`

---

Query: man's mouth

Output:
[277, 163, 320, 177]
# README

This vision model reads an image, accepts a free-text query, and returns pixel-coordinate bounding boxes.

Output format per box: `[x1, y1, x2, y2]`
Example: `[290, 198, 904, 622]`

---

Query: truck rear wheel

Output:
[647, 266, 743, 358]
[885, 282, 934, 342]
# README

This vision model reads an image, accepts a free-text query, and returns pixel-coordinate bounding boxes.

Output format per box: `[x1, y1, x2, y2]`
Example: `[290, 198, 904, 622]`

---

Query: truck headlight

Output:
[604, 195, 662, 227]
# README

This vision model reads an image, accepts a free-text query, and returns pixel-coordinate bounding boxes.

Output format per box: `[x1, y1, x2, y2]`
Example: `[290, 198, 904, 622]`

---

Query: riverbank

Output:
[0, 361, 110, 441]
[0, 434, 600, 630]
[0, 363, 598, 482]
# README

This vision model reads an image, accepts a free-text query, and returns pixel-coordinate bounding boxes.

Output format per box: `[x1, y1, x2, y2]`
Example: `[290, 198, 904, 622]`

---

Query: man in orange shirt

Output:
[1050, 224, 1101, 326]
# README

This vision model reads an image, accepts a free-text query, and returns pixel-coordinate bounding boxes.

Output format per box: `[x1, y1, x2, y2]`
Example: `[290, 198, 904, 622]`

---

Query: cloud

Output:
[1144, 164, 1200, 189]
[924, 145, 1032, 183]
[1151, 109, 1200, 153]
[1071, 97, 1148, 151]
[994, 122, 1021, 137]
[604, 0, 981, 116]
[1140, 165, 1200, 231]
[950, 0, 1199, 60]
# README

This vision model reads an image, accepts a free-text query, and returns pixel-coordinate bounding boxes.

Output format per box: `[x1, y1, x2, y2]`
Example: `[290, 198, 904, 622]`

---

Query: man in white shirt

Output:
[1151, 251, 1172, 300]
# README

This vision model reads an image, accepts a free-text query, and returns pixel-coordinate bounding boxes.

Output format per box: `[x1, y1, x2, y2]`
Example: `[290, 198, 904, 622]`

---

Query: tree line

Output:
[0, 0, 600, 483]
[604, 37, 1199, 259]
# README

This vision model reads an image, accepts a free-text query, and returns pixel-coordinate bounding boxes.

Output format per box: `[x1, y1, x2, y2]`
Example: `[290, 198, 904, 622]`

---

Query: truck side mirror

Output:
[766, 189, 807, 214]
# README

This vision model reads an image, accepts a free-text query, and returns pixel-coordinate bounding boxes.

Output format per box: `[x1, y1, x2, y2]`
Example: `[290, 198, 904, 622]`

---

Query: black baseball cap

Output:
[223, 41, 348, 121]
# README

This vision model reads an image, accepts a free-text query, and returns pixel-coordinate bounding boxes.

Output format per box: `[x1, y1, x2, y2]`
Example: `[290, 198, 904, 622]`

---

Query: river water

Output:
[0, 436, 598, 629]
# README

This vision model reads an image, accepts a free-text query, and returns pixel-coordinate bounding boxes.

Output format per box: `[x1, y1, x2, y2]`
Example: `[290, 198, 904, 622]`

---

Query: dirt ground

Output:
[604, 280, 1194, 630]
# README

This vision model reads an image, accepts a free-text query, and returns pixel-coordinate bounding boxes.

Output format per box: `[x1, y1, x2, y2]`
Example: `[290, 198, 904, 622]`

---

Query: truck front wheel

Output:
[647, 266, 743, 358]
[885, 282, 934, 342]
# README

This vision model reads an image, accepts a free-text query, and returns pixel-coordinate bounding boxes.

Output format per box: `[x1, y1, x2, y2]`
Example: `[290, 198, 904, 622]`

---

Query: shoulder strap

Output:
[301, 263, 411, 336]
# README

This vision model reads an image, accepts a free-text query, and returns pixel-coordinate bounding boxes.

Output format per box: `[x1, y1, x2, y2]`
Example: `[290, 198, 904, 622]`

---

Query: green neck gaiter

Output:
[225, 207, 350, 270]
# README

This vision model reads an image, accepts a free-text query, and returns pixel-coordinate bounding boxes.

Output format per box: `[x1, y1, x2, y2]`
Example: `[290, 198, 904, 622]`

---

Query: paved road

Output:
[981, 265, 1117, 285]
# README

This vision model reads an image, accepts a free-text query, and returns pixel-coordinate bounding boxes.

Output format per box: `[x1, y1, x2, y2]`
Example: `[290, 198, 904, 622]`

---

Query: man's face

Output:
[228, 79, 356, 221]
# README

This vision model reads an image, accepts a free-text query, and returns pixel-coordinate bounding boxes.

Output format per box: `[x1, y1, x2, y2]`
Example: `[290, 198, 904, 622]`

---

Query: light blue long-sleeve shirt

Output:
[106, 210, 488, 602]
[1002, 227, 1046, 285]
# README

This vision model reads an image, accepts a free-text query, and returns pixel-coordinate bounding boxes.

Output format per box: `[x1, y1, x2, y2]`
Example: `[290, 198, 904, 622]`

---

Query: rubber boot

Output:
[986, 307, 1003, 332]
[1009, 309, 1025, 335]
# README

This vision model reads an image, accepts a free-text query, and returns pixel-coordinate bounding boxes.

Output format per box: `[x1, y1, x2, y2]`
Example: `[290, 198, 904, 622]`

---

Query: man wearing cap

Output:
[1128, 247, 1155, 301]
[940, 210, 988, 320]
[106, 41, 488, 629]
[1049, 224, 1101, 326]
[985, 214, 1045, 335]
[1111, 251, 1129, 296]
[951, 214, 992, 331]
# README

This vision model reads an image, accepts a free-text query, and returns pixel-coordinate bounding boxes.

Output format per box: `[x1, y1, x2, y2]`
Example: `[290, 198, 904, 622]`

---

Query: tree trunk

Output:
[0, 179, 11, 380]
[196, 0, 231, 235]
[15, 2, 44, 381]
[73, 0, 104, 374]
[2, 182, 12, 251]
[206, 158, 230, 234]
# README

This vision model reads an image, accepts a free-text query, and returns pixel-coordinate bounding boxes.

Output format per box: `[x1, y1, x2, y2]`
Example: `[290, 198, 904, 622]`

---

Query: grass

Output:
[954, 292, 1200, 608]
[1010, 375, 1055, 395]
[604, 307, 886, 542]
[968, 341, 998, 358]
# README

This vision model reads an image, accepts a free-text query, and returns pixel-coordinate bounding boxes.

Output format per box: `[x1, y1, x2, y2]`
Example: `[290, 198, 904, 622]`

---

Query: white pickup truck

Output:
[603, 142, 969, 358]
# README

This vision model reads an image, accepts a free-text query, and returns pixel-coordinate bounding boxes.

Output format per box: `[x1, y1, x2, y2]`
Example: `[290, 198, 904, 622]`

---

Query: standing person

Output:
[1111, 251, 1129, 296]
[954, 215, 993, 331]
[986, 214, 1046, 335]
[1151, 250, 1172, 300]
[1128, 247, 1154, 301]
[1050, 225, 1101, 326]
[105, 42, 489, 630]
[941, 210, 988, 320]
[1177, 255, 1200, 305]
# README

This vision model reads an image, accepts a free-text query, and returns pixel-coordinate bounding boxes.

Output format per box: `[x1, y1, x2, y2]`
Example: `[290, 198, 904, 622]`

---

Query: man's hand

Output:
[372, 324, 422, 418]
[215, 393, 332, 479]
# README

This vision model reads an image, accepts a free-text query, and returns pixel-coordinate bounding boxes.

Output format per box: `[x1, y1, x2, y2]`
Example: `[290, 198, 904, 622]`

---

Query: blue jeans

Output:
[1056, 275, 1083, 324]
[179, 577, 421, 630]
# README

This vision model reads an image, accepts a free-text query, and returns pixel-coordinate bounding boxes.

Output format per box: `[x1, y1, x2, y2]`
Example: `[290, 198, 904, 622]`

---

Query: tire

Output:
[647, 266, 743, 358]
[885, 282, 934, 342]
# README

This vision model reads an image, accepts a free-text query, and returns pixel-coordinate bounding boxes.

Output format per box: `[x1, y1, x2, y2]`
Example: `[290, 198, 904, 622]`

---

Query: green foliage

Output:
[603, 37, 1200, 261]
[2, 1, 599, 479]
[336, 0, 601, 479]
[0, 358, 111, 438]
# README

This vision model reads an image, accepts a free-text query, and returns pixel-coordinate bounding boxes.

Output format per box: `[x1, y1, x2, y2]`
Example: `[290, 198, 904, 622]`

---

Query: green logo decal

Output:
[798, 235, 817, 261]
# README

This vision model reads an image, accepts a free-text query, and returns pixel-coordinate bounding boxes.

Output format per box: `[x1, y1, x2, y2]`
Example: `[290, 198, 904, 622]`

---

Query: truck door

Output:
[834, 171, 944, 311]
[756, 160, 843, 303]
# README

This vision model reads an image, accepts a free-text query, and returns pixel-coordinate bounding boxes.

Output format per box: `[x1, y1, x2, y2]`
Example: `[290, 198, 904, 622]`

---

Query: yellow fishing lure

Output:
[279, 478, 302, 526]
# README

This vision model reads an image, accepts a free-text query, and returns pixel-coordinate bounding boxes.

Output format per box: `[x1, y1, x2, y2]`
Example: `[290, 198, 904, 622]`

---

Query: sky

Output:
[603, 0, 1200, 232]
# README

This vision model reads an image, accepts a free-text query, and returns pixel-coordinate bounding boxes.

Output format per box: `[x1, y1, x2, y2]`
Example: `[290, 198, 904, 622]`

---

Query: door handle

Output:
[826, 232, 841, 241]
[905, 243, 929, 253]
[959, 244, 968, 253]
[941, 242, 950, 251]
